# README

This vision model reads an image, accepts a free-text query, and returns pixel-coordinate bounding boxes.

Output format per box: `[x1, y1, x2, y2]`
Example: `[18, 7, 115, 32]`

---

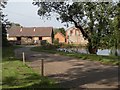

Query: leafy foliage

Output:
[10, 22, 21, 27]
[33, 2, 119, 54]
[109, 3, 120, 56]
[2, 23, 10, 46]
[1, 0, 10, 47]
[54, 28, 66, 36]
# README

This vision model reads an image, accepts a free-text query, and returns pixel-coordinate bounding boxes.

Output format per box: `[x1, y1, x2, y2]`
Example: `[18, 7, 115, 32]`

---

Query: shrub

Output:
[41, 44, 59, 50]
[53, 39, 59, 45]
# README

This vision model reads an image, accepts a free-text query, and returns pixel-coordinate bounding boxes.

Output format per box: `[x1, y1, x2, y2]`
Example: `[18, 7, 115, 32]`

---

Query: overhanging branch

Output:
[69, 15, 89, 39]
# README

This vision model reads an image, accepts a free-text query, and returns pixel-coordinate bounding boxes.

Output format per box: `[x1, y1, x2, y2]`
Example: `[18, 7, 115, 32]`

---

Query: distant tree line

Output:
[54, 28, 66, 36]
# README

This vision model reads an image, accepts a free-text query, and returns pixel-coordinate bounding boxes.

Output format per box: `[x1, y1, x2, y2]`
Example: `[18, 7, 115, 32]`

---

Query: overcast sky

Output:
[3, 0, 74, 29]
[4, 0, 116, 29]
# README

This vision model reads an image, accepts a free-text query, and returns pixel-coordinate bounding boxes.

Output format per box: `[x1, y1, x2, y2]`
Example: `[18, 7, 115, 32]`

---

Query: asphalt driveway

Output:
[14, 45, 119, 89]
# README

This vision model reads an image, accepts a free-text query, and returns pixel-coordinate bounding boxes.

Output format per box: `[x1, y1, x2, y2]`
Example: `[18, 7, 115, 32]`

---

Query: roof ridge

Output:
[56, 32, 65, 37]
[8, 26, 53, 37]
[22, 27, 53, 28]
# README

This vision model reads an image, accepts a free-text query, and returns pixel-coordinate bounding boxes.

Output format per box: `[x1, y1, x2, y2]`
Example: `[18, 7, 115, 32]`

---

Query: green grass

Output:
[31, 46, 120, 65]
[0, 47, 2, 61]
[2, 45, 57, 89]
[2, 60, 55, 89]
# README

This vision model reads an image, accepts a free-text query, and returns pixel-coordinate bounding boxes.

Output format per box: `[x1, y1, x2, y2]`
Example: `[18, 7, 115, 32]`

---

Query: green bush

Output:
[41, 44, 59, 50]
[53, 39, 59, 45]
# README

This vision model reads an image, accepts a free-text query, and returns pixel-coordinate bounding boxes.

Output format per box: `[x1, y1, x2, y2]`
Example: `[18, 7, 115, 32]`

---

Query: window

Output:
[17, 37, 21, 41]
[28, 36, 32, 39]
[70, 30, 73, 36]
[39, 37, 42, 40]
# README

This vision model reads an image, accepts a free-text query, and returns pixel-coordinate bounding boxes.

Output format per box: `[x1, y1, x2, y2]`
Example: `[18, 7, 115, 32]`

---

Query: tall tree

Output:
[0, 0, 10, 46]
[33, 1, 118, 54]
[108, 2, 120, 56]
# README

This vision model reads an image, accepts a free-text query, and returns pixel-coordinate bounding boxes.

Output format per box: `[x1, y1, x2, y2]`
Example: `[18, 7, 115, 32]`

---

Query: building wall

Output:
[7, 36, 52, 44]
[66, 27, 88, 45]
[7, 36, 17, 41]
[54, 33, 65, 43]
[42, 37, 52, 44]
[33, 37, 39, 40]
[32, 37, 52, 43]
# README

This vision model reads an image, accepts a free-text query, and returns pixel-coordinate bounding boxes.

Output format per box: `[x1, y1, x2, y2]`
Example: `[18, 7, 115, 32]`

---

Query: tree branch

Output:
[69, 15, 89, 39]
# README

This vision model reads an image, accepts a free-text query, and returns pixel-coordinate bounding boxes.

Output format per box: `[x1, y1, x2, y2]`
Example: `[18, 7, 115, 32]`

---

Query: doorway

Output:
[17, 37, 21, 41]
[39, 37, 42, 40]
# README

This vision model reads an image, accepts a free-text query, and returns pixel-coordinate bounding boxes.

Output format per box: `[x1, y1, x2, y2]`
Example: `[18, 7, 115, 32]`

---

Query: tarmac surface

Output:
[14, 46, 119, 89]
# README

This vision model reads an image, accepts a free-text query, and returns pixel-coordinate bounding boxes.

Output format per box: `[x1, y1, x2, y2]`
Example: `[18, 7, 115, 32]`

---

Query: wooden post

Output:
[22, 52, 25, 64]
[41, 58, 44, 76]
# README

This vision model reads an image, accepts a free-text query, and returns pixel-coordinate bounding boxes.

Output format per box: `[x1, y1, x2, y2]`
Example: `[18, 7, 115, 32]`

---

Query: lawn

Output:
[2, 46, 56, 89]
[31, 46, 120, 65]
[2, 60, 55, 89]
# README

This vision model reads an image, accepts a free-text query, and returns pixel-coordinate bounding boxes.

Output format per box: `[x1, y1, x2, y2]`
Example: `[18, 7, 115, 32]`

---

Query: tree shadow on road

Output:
[48, 63, 119, 89]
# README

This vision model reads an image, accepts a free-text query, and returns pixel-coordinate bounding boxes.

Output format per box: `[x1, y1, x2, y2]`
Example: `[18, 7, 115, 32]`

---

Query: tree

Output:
[1, 0, 10, 46]
[111, 17, 120, 56]
[11, 23, 21, 27]
[54, 28, 66, 36]
[2, 23, 8, 46]
[33, 2, 118, 54]
[108, 2, 120, 56]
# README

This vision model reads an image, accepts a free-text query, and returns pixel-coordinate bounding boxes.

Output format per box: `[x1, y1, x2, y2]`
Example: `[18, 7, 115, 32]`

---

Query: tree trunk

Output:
[88, 39, 97, 54]
[70, 17, 98, 54]
[88, 44, 97, 54]
[115, 49, 118, 56]
[115, 40, 118, 56]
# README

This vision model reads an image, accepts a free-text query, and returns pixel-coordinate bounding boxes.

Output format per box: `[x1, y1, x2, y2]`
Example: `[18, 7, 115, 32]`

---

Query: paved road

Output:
[14, 46, 119, 89]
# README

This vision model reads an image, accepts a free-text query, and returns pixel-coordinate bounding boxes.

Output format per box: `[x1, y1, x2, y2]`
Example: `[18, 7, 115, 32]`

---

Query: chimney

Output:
[20, 27, 23, 32]
[34, 27, 36, 32]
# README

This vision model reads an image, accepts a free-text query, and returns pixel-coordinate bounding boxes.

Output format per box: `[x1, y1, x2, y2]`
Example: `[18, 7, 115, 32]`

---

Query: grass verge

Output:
[31, 46, 120, 65]
[2, 60, 55, 89]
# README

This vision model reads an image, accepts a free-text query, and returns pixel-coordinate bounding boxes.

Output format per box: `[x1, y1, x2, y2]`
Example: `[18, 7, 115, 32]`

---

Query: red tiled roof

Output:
[7, 26, 53, 37]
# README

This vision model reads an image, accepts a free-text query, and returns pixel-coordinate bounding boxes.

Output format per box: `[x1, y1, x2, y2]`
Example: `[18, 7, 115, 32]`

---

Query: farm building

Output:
[7, 26, 54, 45]
[66, 26, 88, 46]
[54, 32, 66, 43]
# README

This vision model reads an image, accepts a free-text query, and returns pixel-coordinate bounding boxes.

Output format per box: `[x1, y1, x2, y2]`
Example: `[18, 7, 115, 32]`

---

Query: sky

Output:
[3, 0, 74, 29]
[3, 0, 117, 29]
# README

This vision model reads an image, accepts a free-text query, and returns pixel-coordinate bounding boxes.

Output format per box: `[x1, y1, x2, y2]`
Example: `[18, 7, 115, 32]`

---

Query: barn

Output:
[7, 26, 54, 45]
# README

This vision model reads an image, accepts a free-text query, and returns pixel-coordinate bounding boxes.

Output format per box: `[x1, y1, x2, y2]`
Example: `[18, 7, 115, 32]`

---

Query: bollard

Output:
[22, 52, 25, 64]
[41, 58, 44, 76]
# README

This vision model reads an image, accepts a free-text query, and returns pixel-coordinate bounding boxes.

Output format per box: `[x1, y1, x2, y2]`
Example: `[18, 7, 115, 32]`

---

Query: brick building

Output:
[7, 26, 54, 44]
[54, 32, 66, 43]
